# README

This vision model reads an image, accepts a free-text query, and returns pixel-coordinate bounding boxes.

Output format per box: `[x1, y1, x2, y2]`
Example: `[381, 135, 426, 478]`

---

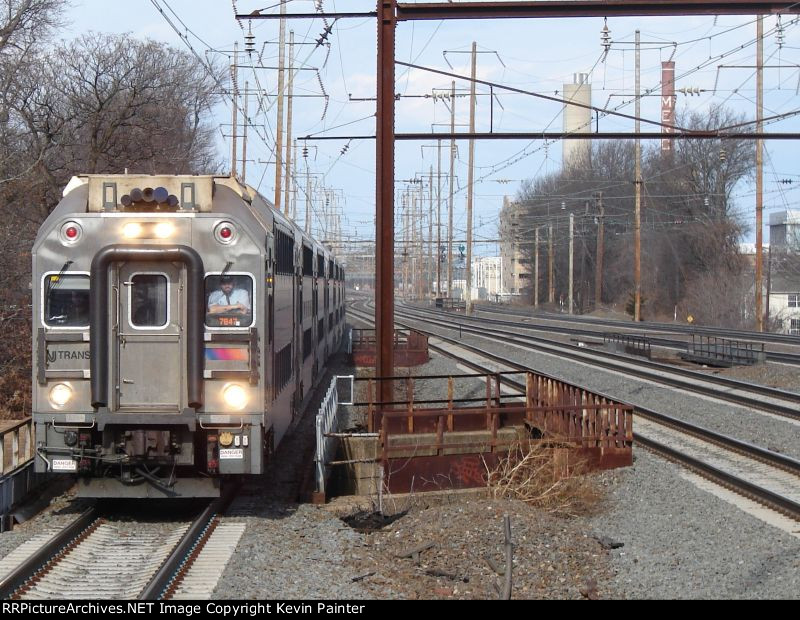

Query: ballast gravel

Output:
[3, 316, 799, 599]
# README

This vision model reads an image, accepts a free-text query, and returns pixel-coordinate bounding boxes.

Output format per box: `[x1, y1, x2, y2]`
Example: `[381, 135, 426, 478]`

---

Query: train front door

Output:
[115, 262, 183, 411]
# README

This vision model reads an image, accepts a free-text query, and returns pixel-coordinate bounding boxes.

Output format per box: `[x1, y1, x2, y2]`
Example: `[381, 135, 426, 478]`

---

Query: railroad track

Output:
[0, 486, 242, 600]
[347, 305, 800, 521]
[471, 303, 800, 360]
[381, 302, 800, 423]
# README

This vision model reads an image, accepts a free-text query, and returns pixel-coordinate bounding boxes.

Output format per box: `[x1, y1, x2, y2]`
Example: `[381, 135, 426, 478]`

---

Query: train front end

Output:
[32, 175, 266, 497]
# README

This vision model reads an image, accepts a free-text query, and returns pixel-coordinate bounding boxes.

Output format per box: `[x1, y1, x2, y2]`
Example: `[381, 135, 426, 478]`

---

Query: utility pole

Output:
[447, 81, 456, 298]
[595, 191, 604, 309]
[291, 140, 297, 220]
[765, 243, 772, 327]
[534, 227, 539, 309]
[437, 140, 443, 296]
[568, 212, 574, 315]
[755, 16, 764, 331]
[402, 192, 409, 298]
[634, 29, 642, 322]
[428, 167, 434, 298]
[548, 223, 554, 304]
[283, 31, 295, 216]
[275, 2, 286, 213]
[230, 41, 238, 179]
[242, 80, 248, 184]
[304, 173, 311, 235]
[465, 41, 477, 314]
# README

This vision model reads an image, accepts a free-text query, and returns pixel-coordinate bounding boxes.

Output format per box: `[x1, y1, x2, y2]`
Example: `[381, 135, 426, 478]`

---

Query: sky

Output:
[60, 1, 800, 255]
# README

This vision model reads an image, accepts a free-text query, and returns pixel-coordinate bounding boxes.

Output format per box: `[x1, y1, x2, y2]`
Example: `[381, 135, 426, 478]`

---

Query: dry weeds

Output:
[484, 440, 602, 518]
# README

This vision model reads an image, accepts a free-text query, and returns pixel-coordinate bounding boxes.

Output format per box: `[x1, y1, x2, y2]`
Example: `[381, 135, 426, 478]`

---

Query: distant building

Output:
[472, 256, 505, 300]
[765, 215, 800, 334]
[768, 273, 800, 334]
[769, 210, 800, 249]
[499, 196, 532, 296]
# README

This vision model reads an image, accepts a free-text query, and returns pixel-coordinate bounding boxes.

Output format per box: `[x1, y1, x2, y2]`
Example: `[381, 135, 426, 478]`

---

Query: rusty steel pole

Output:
[376, 0, 396, 404]
[634, 29, 642, 322]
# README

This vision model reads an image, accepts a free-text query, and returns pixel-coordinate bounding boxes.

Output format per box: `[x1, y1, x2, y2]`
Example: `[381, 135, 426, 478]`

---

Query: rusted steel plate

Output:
[351, 329, 429, 367]
[383, 453, 502, 493]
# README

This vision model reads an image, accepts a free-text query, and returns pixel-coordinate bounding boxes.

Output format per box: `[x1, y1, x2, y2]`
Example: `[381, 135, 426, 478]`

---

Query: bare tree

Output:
[511, 105, 754, 323]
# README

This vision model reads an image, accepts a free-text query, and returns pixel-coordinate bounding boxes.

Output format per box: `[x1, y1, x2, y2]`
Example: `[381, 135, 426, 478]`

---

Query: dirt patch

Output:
[345, 496, 620, 599]
[696, 362, 800, 393]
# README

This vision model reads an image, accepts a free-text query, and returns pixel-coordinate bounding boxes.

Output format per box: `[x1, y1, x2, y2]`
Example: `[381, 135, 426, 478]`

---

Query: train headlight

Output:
[221, 384, 248, 411]
[154, 222, 174, 238]
[49, 383, 73, 408]
[122, 222, 143, 239]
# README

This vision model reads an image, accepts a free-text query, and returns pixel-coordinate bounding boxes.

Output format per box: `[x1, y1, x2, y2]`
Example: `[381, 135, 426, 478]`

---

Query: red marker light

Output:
[214, 221, 236, 244]
[61, 222, 82, 244]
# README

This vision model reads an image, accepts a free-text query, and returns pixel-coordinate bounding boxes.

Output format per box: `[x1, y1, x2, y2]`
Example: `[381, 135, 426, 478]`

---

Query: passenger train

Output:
[32, 174, 345, 497]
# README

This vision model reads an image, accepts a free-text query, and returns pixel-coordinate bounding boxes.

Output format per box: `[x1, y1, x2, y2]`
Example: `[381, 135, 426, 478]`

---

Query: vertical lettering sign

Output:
[661, 61, 676, 154]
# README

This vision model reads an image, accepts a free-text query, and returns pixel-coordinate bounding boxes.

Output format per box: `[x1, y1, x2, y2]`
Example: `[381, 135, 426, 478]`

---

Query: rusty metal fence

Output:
[344, 370, 632, 491]
[350, 328, 429, 367]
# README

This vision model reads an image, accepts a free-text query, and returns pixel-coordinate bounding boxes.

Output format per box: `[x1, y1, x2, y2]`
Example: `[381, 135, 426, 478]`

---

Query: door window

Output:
[129, 273, 169, 328]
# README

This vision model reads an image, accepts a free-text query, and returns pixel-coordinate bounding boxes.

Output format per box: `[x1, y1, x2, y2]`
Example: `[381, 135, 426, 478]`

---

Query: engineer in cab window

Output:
[207, 275, 251, 317]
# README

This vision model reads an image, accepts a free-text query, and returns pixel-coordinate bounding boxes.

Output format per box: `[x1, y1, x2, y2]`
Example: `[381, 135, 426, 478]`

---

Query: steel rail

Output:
[0, 507, 99, 599]
[633, 433, 800, 520]
[475, 303, 800, 348]
[413, 302, 800, 365]
[390, 304, 800, 420]
[139, 482, 239, 600]
[404, 306, 800, 372]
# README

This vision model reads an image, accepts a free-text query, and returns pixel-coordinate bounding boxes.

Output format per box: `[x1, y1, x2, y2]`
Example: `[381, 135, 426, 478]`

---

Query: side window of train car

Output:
[43, 273, 90, 328]
[129, 274, 169, 328]
[275, 228, 294, 276]
[205, 274, 254, 328]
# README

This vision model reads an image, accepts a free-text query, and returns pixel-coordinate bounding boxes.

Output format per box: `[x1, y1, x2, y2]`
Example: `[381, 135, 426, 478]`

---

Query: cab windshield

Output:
[44, 274, 90, 327]
[205, 274, 254, 328]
